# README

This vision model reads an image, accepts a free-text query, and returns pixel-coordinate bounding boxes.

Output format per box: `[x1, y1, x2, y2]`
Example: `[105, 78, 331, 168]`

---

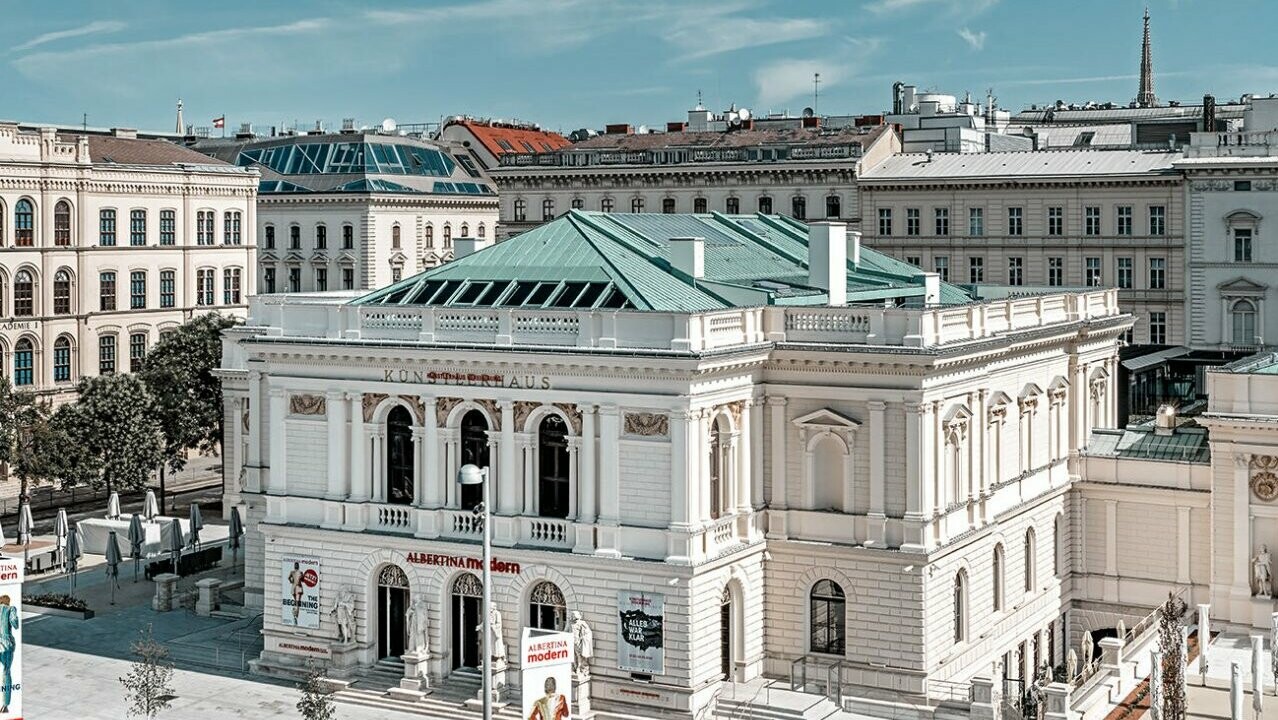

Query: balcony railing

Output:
[370, 504, 413, 533]
[521, 517, 572, 548]
[441, 509, 483, 540]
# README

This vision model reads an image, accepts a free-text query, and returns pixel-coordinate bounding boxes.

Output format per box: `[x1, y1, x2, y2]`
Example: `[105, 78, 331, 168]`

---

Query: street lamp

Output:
[457, 463, 492, 720]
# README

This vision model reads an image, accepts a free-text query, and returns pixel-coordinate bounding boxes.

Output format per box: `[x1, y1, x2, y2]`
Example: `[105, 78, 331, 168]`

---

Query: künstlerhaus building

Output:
[220, 211, 1127, 718]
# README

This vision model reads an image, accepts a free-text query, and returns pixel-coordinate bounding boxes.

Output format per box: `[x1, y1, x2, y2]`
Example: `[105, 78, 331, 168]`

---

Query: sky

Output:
[4, 0, 1278, 135]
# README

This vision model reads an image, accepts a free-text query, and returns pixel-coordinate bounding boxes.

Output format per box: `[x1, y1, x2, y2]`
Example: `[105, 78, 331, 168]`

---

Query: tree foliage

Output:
[0, 376, 67, 498]
[1157, 592, 1188, 720]
[296, 668, 337, 720]
[140, 313, 238, 472]
[68, 375, 164, 493]
[119, 625, 175, 719]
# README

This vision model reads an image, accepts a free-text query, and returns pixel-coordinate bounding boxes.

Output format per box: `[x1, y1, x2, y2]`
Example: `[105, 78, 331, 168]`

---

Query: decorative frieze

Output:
[288, 393, 327, 417]
[362, 393, 389, 422]
[553, 403, 583, 434]
[624, 412, 669, 437]
[513, 401, 539, 431]
[435, 397, 463, 426]
[1252, 455, 1278, 502]
[475, 399, 502, 429]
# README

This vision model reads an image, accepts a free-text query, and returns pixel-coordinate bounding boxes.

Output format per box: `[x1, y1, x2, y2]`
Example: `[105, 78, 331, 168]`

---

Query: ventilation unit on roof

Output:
[342, 118, 356, 133]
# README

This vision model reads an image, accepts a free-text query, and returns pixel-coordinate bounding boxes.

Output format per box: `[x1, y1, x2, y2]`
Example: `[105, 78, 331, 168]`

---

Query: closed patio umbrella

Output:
[105, 530, 122, 605]
[106, 491, 121, 520]
[228, 506, 244, 574]
[188, 503, 203, 551]
[169, 519, 185, 576]
[54, 508, 69, 570]
[127, 514, 144, 583]
[65, 526, 82, 595]
[18, 502, 33, 568]
[143, 490, 159, 521]
[0, 516, 7, 551]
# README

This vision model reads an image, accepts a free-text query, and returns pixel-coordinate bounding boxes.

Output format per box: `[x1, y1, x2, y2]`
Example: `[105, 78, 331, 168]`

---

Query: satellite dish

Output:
[381, 118, 397, 132]
[802, 106, 815, 118]
[637, 125, 649, 134]
[738, 107, 751, 122]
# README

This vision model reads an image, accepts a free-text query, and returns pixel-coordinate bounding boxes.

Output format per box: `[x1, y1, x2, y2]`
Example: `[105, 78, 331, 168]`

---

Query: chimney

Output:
[453, 237, 493, 259]
[807, 222, 847, 306]
[917, 272, 941, 306]
[1154, 404, 1176, 436]
[1203, 94, 1217, 132]
[669, 237, 705, 281]
[847, 230, 862, 267]
[111, 128, 138, 139]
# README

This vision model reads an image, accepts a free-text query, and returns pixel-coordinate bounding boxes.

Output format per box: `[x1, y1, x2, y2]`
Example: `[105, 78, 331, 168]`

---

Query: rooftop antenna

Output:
[82, 113, 87, 132]
[696, 89, 704, 110]
[813, 72, 821, 115]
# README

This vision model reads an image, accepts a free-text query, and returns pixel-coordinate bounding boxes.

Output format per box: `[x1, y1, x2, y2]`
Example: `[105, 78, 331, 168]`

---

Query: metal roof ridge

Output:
[564, 212, 664, 310]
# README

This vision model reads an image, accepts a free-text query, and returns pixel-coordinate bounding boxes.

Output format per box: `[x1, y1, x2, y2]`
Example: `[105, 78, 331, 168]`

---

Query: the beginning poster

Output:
[280, 556, 321, 629]
[0, 556, 22, 720]
[617, 590, 664, 674]
[520, 628, 573, 720]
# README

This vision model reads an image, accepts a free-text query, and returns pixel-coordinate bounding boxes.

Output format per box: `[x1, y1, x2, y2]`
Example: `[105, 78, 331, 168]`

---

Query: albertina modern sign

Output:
[521, 628, 572, 720]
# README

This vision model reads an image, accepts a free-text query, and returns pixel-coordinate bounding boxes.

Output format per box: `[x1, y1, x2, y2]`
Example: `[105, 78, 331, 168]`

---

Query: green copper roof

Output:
[1084, 425, 1210, 464]
[354, 211, 973, 312]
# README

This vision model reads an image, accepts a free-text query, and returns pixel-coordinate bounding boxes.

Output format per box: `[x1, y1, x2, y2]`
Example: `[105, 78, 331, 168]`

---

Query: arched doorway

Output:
[720, 587, 733, 680]
[451, 573, 483, 669]
[377, 565, 410, 660]
[386, 406, 414, 505]
[460, 410, 490, 511]
[538, 415, 570, 518]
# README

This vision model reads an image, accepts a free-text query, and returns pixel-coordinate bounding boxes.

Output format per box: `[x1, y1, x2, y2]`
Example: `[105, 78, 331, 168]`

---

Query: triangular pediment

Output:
[310, 252, 329, 265]
[284, 251, 305, 264]
[1219, 276, 1268, 292]
[792, 408, 860, 430]
[337, 252, 358, 265]
[388, 251, 409, 265]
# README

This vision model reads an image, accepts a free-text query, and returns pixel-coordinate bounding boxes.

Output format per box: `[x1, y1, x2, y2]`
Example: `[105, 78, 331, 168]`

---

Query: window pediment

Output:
[792, 408, 861, 432]
[1219, 276, 1268, 296]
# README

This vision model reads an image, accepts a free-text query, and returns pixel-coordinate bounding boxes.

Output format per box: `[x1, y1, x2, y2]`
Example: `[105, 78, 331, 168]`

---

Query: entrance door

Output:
[377, 565, 410, 659]
[451, 573, 483, 669]
[720, 589, 733, 680]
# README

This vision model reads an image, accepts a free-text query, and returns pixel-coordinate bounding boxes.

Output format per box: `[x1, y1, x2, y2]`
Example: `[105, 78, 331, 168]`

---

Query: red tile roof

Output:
[448, 120, 571, 158]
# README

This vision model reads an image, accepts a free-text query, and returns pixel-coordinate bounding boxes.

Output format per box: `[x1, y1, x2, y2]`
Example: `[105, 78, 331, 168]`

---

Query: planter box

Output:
[26, 603, 95, 620]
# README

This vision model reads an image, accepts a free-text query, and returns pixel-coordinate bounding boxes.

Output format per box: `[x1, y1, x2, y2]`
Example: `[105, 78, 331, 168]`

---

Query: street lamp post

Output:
[458, 463, 492, 720]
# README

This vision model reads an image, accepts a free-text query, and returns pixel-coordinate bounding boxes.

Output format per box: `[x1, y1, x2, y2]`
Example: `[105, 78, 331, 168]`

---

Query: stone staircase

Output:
[330, 662, 523, 719]
[715, 680, 845, 720]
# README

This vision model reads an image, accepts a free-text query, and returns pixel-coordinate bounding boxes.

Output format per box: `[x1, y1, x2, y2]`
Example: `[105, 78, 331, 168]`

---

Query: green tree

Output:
[139, 313, 238, 510]
[68, 375, 164, 494]
[48, 403, 102, 490]
[0, 377, 61, 500]
[296, 668, 337, 720]
[119, 625, 175, 719]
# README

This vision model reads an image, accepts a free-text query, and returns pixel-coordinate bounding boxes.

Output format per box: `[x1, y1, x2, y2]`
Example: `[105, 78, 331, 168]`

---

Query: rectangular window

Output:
[1008, 257, 1024, 286]
[906, 255, 921, 267]
[1121, 328, 1134, 345]
[571, 198, 585, 211]
[342, 225, 354, 249]
[1149, 205, 1166, 236]
[1235, 228, 1254, 262]
[906, 208, 920, 236]
[1117, 257, 1133, 289]
[54, 342, 70, 382]
[315, 268, 328, 291]
[160, 270, 175, 308]
[693, 198, 707, 214]
[99, 335, 116, 374]
[159, 209, 175, 245]
[196, 269, 215, 305]
[290, 226, 301, 249]
[130, 209, 147, 246]
[757, 196, 772, 214]
[1085, 206, 1101, 236]
[969, 257, 984, 284]
[934, 208, 949, 236]
[933, 256, 949, 282]
[224, 211, 242, 245]
[197, 211, 214, 245]
[665, 198, 678, 215]
[724, 197, 738, 214]
[130, 333, 147, 373]
[632, 198, 645, 213]
[1116, 206, 1133, 236]
[601, 198, 615, 213]
[1149, 312, 1167, 344]
[1235, 180, 1252, 192]
[289, 267, 301, 293]
[342, 268, 354, 290]
[315, 225, 327, 250]
[264, 267, 276, 294]
[130, 270, 146, 309]
[264, 225, 276, 250]
[99, 271, 116, 311]
[223, 268, 242, 304]
[99, 209, 117, 246]
[878, 208, 893, 236]
[968, 207, 984, 237]
[1149, 257, 1166, 289]
[825, 196, 841, 218]
[1085, 257, 1102, 287]
[1048, 257, 1063, 287]
[1007, 207, 1023, 236]
[392, 267, 402, 283]
[1047, 207, 1063, 236]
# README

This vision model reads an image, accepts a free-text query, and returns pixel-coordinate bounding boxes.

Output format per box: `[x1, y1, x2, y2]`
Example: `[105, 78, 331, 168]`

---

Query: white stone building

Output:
[219, 211, 1127, 718]
[194, 131, 498, 292]
[0, 123, 257, 401]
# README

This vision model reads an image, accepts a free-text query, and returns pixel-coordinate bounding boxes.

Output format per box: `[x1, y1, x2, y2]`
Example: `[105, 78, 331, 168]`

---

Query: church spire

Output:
[175, 98, 185, 135]
[1135, 7, 1157, 108]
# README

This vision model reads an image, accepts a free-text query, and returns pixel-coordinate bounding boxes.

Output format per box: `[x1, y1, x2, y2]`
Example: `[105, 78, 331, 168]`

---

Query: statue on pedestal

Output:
[405, 598, 428, 655]
[332, 588, 356, 645]
[479, 607, 506, 661]
[1254, 545, 1273, 598]
[570, 611, 593, 676]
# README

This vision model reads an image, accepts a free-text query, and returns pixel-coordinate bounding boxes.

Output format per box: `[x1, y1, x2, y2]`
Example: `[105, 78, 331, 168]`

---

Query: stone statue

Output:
[405, 599, 428, 655]
[1255, 545, 1274, 598]
[332, 588, 356, 645]
[1067, 648, 1078, 680]
[570, 611, 593, 675]
[478, 607, 506, 661]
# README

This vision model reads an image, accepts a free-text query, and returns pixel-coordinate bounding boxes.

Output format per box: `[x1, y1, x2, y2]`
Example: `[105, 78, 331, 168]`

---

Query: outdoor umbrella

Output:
[0, 516, 7, 551]
[228, 506, 244, 574]
[55, 508, 69, 570]
[127, 514, 144, 583]
[65, 526, 82, 595]
[1254, 634, 1265, 718]
[18, 501, 33, 568]
[169, 518, 185, 577]
[104, 530, 122, 605]
[106, 491, 121, 520]
[143, 490, 159, 521]
[188, 503, 203, 551]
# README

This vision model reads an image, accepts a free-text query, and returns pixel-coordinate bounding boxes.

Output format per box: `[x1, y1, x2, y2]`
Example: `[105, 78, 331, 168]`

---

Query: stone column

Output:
[326, 391, 347, 500]
[596, 405, 621, 557]
[245, 370, 262, 493]
[578, 406, 597, 524]
[498, 401, 518, 515]
[519, 434, 536, 516]
[1234, 453, 1251, 599]
[667, 409, 694, 564]
[903, 402, 928, 552]
[567, 437, 581, 520]
[441, 429, 459, 508]
[696, 409, 711, 524]
[230, 397, 245, 495]
[749, 397, 764, 510]
[411, 427, 426, 506]
[267, 387, 287, 495]
[348, 393, 369, 503]
[735, 403, 752, 515]
[422, 397, 442, 508]
[370, 429, 385, 503]
[867, 400, 887, 546]
[767, 396, 788, 539]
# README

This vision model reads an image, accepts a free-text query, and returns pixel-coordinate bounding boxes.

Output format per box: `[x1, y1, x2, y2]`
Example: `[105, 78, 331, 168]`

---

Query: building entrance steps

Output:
[331, 663, 521, 719]
[715, 678, 862, 720]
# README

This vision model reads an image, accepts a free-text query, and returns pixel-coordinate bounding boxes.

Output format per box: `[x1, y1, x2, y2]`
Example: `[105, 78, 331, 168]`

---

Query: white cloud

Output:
[865, 0, 998, 15]
[662, 13, 828, 60]
[11, 20, 127, 53]
[754, 59, 836, 107]
[957, 27, 986, 50]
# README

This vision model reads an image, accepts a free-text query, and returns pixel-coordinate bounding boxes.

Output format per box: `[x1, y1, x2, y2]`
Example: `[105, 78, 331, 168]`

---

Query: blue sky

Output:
[4, 0, 1277, 134]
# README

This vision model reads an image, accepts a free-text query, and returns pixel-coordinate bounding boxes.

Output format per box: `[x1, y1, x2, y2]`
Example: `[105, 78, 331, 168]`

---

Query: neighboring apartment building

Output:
[194, 131, 498, 292]
[488, 117, 899, 238]
[0, 123, 257, 401]
[219, 211, 1128, 718]
[858, 149, 1184, 345]
[438, 117, 571, 170]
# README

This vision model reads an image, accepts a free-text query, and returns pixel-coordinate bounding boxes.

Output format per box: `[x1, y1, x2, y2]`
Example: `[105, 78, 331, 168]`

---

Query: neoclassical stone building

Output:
[220, 211, 1127, 718]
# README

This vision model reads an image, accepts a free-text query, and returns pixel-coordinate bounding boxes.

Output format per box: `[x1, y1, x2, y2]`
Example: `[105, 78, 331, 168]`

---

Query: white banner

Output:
[617, 590, 664, 674]
[521, 628, 573, 720]
[280, 556, 321, 629]
[0, 557, 22, 720]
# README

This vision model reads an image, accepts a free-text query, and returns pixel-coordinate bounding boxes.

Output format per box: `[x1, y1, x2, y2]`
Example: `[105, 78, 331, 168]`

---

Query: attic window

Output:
[521, 141, 536, 152]
[1073, 132, 1095, 147]
[497, 139, 515, 152]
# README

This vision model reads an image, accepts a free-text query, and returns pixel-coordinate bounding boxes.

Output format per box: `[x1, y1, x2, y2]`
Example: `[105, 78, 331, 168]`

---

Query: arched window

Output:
[477, 223, 486, 239]
[0, 200, 5, 246]
[54, 201, 72, 246]
[1232, 299, 1257, 345]
[424, 225, 434, 248]
[392, 224, 401, 249]
[13, 339, 33, 386]
[954, 571, 968, 643]
[811, 435, 845, 511]
[53, 270, 72, 315]
[1024, 528, 1037, 592]
[53, 336, 72, 382]
[709, 416, 729, 520]
[460, 223, 469, 237]
[538, 414, 570, 518]
[809, 579, 845, 655]
[528, 581, 567, 631]
[14, 270, 34, 316]
[14, 199, 34, 246]
[460, 409, 490, 511]
[992, 544, 1005, 611]
[386, 405, 414, 505]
